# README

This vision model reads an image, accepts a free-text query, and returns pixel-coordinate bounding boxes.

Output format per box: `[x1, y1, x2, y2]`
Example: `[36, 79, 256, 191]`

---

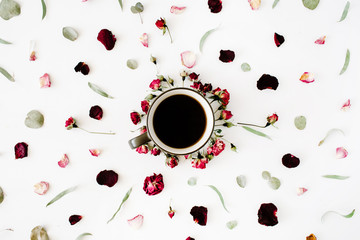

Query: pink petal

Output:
[29, 51, 36, 61]
[341, 99, 351, 111]
[315, 36, 326, 45]
[58, 154, 69, 168]
[89, 149, 101, 157]
[40, 73, 51, 88]
[299, 72, 315, 83]
[34, 181, 49, 195]
[248, 0, 261, 10]
[336, 147, 348, 159]
[170, 6, 186, 14]
[181, 51, 196, 69]
[127, 214, 144, 229]
[297, 187, 308, 196]
[139, 33, 148, 48]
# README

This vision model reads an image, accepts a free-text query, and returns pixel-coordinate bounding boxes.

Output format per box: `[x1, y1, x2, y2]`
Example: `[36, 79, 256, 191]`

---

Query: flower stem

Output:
[166, 26, 173, 43]
[139, 13, 143, 24]
[78, 127, 116, 135]
[237, 122, 269, 128]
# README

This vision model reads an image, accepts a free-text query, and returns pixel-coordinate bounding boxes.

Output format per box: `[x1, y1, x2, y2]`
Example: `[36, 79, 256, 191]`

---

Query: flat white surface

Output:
[0, 0, 359, 239]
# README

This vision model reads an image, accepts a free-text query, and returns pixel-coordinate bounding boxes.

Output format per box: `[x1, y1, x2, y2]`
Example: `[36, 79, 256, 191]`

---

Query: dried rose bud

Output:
[136, 145, 148, 154]
[191, 157, 208, 169]
[97, 29, 116, 50]
[208, 0, 222, 13]
[258, 203, 278, 226]
[89, 149, 100, 157]
[186, 238, 195, 240]
[168, 209, 175, 219]
[212, 87, 230, 106]
[74, 62, 90, 75]
[155, 18, 166, 30]
[96, 170, 118, 187]
[127, 214, 144, 229]
[282, 153, 300, 168]
[34, 181, 49, 195]
[58, 154, 69, 168]
[219, 50, 235, 63]
[190, 206, 207, 226]
[220, 110, 233, 120]
[69, 215, 82, 225]
[257, 74, 279, 90]
[140, 126, 147, 134]
[189, 72, 199, 81]
[149, 79, 161, 90]
[39, 73, 51, 88]
[210, 139, 226, 156]
[143, 173, 164, 196]
[89, 105, 103, 120]
[274, 32, 285, 47]
[15, 142, 28, 159]
[306, 234, 317, 240]
[65, 117, 77, 130]
[29, 51, 36, 61]
[141, 100, 150, 114]
[203, 83, 212, 93]
[166, 155, 179, 168]
[151, 147, 161, 156]
[130, 112, 141, 125]
[267, 113, 278, 125]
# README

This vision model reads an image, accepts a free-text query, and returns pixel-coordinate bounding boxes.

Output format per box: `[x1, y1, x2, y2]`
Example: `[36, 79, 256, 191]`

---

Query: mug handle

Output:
[128, 132, 151, 149]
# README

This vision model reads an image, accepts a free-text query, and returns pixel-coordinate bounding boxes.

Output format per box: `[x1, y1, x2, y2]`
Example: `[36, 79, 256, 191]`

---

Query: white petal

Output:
[127, 214, 144, 229]
[181, 51, 196, 69]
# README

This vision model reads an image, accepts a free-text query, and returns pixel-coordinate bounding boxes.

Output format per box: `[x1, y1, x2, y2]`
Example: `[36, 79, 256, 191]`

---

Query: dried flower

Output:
[168, 207, 175, 218]
[151, 147, 161, 156]
[89, 149, 101, 157]
[186, 238, 195, 240]
[39, 73, 51, 88]
[208, 0, 222, 13]
[34, 181, 49, 195]
[149, 79, 161, 90]
[65, 117, 115, 135]
[141, 100, 150, 114]
[69, 215, 82, 225]
[190, 206, 208, 226]
[15, 142, 28, 159]
[267, 113, 278, 125]
[140, 33, 148, 47]
[306, 234, 317, 240]
[143, 173, 164, 196]
[58, 154, 69, 168]
[96, 170, 118, 187]
[220, 110, 233, 120]
[191, 156, 208, 169]
[189, 72, 199, 81]
[29, 51, 36, 61]
[258, 203, 278, 226]
[127, 215, 144, 229]
[136, 145, 149, 154]
[74, 62, 90, 75]
[181, 51, 196, 68]
[208, 139, 225, 156]
[97, 29, 116, 50]
[130, 112, 141, 125]
[89, 105, 103, 120]
[212, 88, 230, 105]
[219, 50, 235, 63]
[170, 6, 186, 14]
[336, 147, 348, 159]
[166, 155, 179, 168]
[155, 18, 173, 43]
[140, 126, 147, 134]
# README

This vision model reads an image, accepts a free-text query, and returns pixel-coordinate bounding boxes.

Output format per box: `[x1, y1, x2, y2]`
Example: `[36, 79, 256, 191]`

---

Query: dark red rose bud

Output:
[274, 32, 285, 47]
[282, 153, 300, 168]
[96, 170, 118, 187]
[186, 237, 195, 240]
[190, 206, 208, 226]
[257, 74, 279, 90]
[219, 50, 235, 63]
[258, 203, 278, 226]
[155, 18, 166, 29]
[190, 82, 204, 92]
[15, 142, 28, 159]
[203, 83, 213, 92]
[141, 100, 150, 114]
[74, 62, 90, 75]
[69, 215, 82, 225]
[143, 173, 164, 196]
[189, 72, 199, 81]
[130, 112, 141, 125]
[89, 105, 103, 120]
[208, 0, 222, 13]
[97, 29, 116, 50]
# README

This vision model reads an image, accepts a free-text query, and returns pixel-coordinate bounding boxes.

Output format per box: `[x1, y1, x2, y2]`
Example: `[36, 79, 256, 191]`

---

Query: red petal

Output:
[15, 142, 28, 159]
[97, 29, 116, 50]
[282, 153, 300, 168]
[219, 50, 235, 63]
[274, 33, 285, 47]
[258, 203, 278, 226]
[96, 170, 118, 187]
[69, 215, 82, 225]
[89, 105, 103, 120]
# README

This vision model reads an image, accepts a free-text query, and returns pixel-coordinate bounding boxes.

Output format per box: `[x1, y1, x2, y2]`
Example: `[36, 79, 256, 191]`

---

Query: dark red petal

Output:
[190, 206, 208, 226]
[208, 0, 222, 13]
[257, 74, 279, 90]
[89, 105, 103, 120]
[14, 142, 28, 159]
[274, 32, 285, 47]
[69, 215, 82, 225]
[258, 203, 278, 226]
[186, 237, 195, 240]
[96, 170, 118, 187]
[282, 153, 300, 168]
[219, 50, 235, 63]
[74, 62, 84, 72]
[80, 64, 90, 75]
[97, 29, 116, 50]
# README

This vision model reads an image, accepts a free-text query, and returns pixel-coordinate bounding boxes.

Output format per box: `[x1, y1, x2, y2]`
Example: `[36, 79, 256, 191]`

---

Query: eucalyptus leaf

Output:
[75, 233, 93, 240]
[294, 116, 306, 130]
[25, 110, 44, 129]
[199, 28, 217, 52]
[241, 63, 251, 72]
[117, 0, 123, 10]
[46, 186, 77, 207]
[0, 66, 14, 82]
[0, 186, 4, 204]
[268, 177, 281, 190]
[134, 2, 143, 12]
[226, 220, 238, 230]
[339, 49, 350, 75]
[322, 175, 349, 180]
[236, 175, 246, 188]
[40, 0, 46, 20]
[339, 1, 350, 22]
[302, 0, 320, 10]
[107, 187, 132, 223]
[262, 171, 271, 180]
[127, 59, 138, 69]
[88, 82, 114, 99]
[272, 0, 280, 8]
[63, 27, 78, 41]
[207, 185, 229, 213]
[321, 209, 355, 222]
[318, 128, 345, 146]
[187, 177, 197, 186]
[0, 38, 11, 44]
[0, 0, 21, 20]
[30, 226, 49, 240]
[242, 126, 271, 140]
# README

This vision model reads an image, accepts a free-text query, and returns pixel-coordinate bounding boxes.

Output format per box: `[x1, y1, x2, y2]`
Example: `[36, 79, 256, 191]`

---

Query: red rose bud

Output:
[190, 82, 204, 92]
[130, 112, 141, 125]
[257, 74, 279, 90]
[213, 88, 230, 106]
[221, 110, 233, 120]
[151, 147, 161, 156]
[203, 83, 213, 93]
[282, 153, 300, 168]
[191, 157, 208, 169]
[155, 18, 166, 29]
[210, 139, 225, 156]
[136, 145, 149, 154]
[65, 117, 77, 130]
[89, 105, 103, 120]
[69, 215, 82, 225]
[274, 32, 285, 47]
[267, 113, 278, 125]
[140, 126, 147, 134]
[97, 29, 116, 50]
[15, 142, 28, 159]
[149, 79, 161, 90]
[189, 72, 199, 81]
[190, 206, 208, 226]
[168, 209, 175, 219]
[219, 50, 235, 63]
[96, 170, 118, 187]
[258, 203, 278, 226]
[166, 155, 179, 168]
[141, 100, 150, 114]
[208, 0, 222, 13]
[74, 62, 90, 75]
[143, 173, 164, 196]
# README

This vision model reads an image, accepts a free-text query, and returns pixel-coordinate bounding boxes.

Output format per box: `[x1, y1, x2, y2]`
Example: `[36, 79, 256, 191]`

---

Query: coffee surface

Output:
[153, 94, 207, 149]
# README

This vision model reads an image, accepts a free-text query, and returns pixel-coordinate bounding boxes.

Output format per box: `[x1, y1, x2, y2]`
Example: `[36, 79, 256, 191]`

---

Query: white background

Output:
[0, 0, 359, 239]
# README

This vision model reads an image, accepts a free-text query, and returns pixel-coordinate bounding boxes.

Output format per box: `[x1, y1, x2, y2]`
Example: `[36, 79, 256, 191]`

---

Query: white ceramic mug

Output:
[128, 87, 215, 155]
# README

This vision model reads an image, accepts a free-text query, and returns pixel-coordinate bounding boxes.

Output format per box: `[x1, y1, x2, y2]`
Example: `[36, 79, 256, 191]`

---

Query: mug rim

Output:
[146, 87, 215, 156]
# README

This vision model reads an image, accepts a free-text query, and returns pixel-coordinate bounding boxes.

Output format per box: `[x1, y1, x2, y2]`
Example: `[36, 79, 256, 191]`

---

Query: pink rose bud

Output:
[40, 73, 51, 88]
[143, 173, 164, 196]
[141, 100, 150, 114]
[151, 147, 161, 156]
[58, 154, 69, 168]
[136, 145, 149, 154]
[166, 156, 179, 168]
[155, 18, 166, 30]
[149, 79, 161, 90]
[221, 110, 233, 120]
[168, 209, 175, 219]
[34, 181, 49, 195]
[130, 112, 141, 125]
[89, 149, 100, 157]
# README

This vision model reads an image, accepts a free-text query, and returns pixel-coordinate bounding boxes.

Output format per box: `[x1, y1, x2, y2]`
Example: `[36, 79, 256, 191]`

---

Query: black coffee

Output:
[153, 94, 207, 149]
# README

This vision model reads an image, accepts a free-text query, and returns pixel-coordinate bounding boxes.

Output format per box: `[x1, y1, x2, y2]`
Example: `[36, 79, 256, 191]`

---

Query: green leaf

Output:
[0, 38, 11, 44]
[107, 187, 132, 223]
[207, 185, 229, 213]
[294, 116, 306, 130]
[127, 59, 138, 69]
[30, 226, 49, 240]
[88, 82, 114, 99]
[272, 0, 280, 8]
[134, 2, 143, 12]
[322, 175, 349, 180]
[339, 1, 350, 22]
[318, 128, 345, 146]
[25, 110, 44, 129]
[236, 175, 246, 188]
[63, 27, 78, 41]
[339, 49, 350, 75]
[75, 233, 93, 240]
[0, 0, 21, 20]
[321, 209, 355, 222]
[242, 126, 271, 140]
[226, 220, 238, 230]
[46, 186, 77, 207]
[40, 0, 46, 20]
[302, 0, 320, 10]
[262, 171, 271, 180]
[241, 63, 251, 72]
[117, 0, 123, 10]
[0, 186, 4, 204]
[0, 66, 14, 82]
[187, 177, 197, 186]
[268, 177, 281, 190]
[199, 28, 217, 52]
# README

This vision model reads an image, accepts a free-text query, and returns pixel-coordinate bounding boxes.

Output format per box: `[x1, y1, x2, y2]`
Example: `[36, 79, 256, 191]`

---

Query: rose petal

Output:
[297, 187, 308, 196]
[208, 0, 222, 13]
[257, 74, 279, 90]
[336, 147, 348, 159]
[127, 214, 144, 229]
[341, 99, 351, 111]
[89, 149, 100, 157]
[29, 51, 36, 61]
[219, 50, 235, 63]
[274, 32, 285, 47]
[190, 206, 207, 226]
[299, 72, 315, 83]
[15, 142, 28, 159]
[186, 237, 195, 240]
[181, 51, 196, 68]
[258, 203, 278, 226]
[170, 6, 186, 14]
[34, 181, 49, 195]
[69, 215, 82, 225]
[39, 73, 51, 88]
[58, 154, 69, 168]
[315, 36, 326, 45]
[97, 29, 116, 50]
[89, 105, 103, 120]
[248, 0, 261, 10]
[74, 62, 90, 75]
[282, 153, 300, 168]
[96, 170, 118, 187]
[139, 33, 148, 48]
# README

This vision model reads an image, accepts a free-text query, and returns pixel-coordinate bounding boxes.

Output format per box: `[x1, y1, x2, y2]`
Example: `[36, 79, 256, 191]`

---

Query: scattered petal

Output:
[339, 1, 350, 22]
[0, 0, 21, 20]
[62, 27, 79, 41]
[294, 116, 306, 130]
[39, 73, 51, 88]
[302, 0, 320, 10]
[236, 175, 246, 188]
[241, 62, 251, 72]
[258, 203, 278, 226]
[297, 187, 308, 196]
[219, 50, 235, 63]
[248, 0, 261, 10]
[74, 62, 90, 75]
[127, 214, 144, 229]
[89, 105, 103, 120]
[29, 51, 36, 61]
[306, 234, 317, 240]
[139, 33, 148, 47]
[58, 154, 69, 168]
[89, 149, 100, 157]
[96, 170, 118, 187]
[339, 49, 350, 75]
[315, 36, 326, 45]
[30, 226, 49, 240]
[46, 186, 77, 207]
[207, 185, 229, 212]
[69, 215, 82, 225]
[299, 72, 315, 83]
[168, 209, 175, 219]
[226, 220, 238, 230]
[257, 74, 279, 90]
[282, 153, 300, 168]
[97, 29, 116, 50]
[190, 206, 208, 226]
[15, 142, 28, 159]
[107, 187, 132, 223]
[127, 59, 138, 70]
[274, 32, 285, 47]
[25, 110, 44, 129]
[208, 0, 222, 13]
[34, 181, 49, 195]
[143, 173, 164, 196]
[170, 6, 186, 14]
[341, 99, 351, 111]
[321, 209, 355, 222]
[336, 147, 348, 159]
[181, 51, 196, 68]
